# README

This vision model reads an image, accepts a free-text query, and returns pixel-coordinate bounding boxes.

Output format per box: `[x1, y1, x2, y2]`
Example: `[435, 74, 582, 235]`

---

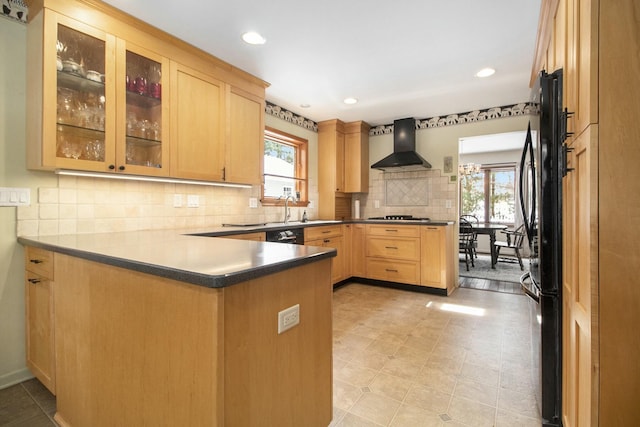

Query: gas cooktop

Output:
[367, 215, 431, 221]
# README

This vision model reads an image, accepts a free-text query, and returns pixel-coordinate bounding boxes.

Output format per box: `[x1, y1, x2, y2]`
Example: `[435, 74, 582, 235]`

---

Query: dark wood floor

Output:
[0, 378, 56, 426]
[458, 275, 524, 295]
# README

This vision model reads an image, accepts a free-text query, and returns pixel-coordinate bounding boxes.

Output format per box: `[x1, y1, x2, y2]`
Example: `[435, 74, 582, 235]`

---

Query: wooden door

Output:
[170, 61, 225, 181]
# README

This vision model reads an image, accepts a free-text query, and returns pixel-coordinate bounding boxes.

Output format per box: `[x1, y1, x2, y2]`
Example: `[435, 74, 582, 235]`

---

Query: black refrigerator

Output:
[520, 69, 564, 427]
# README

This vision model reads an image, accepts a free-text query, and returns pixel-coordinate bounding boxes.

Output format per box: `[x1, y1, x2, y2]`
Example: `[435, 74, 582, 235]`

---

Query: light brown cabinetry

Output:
[534, 0, 640, 425]
[225, 86, 265, 185]
[343, 121, 370, 193]
[317, 119, 371, 219]
[346, 223, 366, 277]
[365, 224, 421, 285]
[24, 247, 55, 394]
[223, 232, 265, 242]
[305, 225, 345, 283]
[26, 0, 267, 185]
[421, 225, 454, 291]
[170, 61, 225, 181]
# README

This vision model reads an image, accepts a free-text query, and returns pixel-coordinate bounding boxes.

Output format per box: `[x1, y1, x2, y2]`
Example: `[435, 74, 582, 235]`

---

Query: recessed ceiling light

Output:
[300, 103, 311, 108]
[476, 68, 496, 78]
[343, 97, 358, 105]
[242, 31, 266, 45]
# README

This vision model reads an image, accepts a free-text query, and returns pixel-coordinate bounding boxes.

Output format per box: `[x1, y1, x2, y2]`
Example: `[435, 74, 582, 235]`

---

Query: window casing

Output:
[460, 164, 516, 224]
[262, 127, 308, 206]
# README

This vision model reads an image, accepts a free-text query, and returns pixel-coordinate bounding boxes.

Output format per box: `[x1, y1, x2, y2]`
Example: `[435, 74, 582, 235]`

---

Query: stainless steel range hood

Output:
[371, 118, 432, 171]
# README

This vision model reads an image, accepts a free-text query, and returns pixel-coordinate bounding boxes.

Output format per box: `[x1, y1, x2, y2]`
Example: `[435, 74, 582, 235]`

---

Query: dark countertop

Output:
[17, 219, 453, 289]
[188, 218, 454, 237]
[18, 230, 336, 289]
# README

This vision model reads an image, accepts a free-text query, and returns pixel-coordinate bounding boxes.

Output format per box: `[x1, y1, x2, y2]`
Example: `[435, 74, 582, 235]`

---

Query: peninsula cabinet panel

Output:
[347, 223, 366, 277]
[421, 226, 452, 290]
[170, 61, 225, 181]
[225, 86, 265, 185]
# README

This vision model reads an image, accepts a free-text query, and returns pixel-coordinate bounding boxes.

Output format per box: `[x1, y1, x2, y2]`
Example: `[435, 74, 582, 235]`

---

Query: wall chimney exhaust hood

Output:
[371, 118, 432, 171]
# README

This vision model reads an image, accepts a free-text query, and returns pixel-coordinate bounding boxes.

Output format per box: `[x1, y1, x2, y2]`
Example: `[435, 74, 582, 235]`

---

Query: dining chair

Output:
[494, 224, 526, 270]
[459, 218, 475, 271]
[460, 214, 479, 258]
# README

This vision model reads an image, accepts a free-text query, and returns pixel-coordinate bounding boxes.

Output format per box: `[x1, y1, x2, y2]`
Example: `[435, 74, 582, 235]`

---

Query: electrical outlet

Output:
[374, 200, 380, 209]
[446, 200, 452, 209]
[173, 194, 183, 207]
[278, 304, 300, 334]
[187, 194, 199, 207]
[249, 197, 258, 208]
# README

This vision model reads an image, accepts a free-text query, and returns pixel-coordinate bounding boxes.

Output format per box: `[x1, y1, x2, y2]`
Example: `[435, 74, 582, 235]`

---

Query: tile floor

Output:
[0, 281, 540, 427]
[330, 282, 540, 426]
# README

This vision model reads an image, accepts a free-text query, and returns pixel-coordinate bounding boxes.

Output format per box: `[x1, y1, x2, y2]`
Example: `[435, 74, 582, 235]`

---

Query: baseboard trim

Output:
[0, 367, 34, 390]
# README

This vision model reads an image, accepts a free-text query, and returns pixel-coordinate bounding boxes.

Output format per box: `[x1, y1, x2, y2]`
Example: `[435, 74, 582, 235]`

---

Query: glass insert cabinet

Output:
[38, 12, 169, 176]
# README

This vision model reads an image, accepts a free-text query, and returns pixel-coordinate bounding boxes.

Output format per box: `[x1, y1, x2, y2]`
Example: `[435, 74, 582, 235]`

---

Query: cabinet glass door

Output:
[123, 49, 166, 173]
[55, 24, 107, 164]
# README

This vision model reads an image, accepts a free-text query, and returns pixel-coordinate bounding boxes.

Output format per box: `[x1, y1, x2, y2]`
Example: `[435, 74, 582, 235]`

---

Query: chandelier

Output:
[458, 162, 482, 176]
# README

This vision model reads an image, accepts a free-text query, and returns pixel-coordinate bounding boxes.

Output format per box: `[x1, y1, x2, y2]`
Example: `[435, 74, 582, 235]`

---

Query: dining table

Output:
[471, 223, 508, 268]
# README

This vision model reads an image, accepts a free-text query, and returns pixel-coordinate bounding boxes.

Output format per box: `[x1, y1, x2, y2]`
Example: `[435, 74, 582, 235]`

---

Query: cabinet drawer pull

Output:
[427, 227, 438, 230]
[323, 239, 330, 243]
[29, 259, 44, 264]
[384, 229, 398, 232]
[384, 246, 398, 250]
[28, 278, 41, 284]
[385, 269, 398, 273]
[321, 230, 331, 234]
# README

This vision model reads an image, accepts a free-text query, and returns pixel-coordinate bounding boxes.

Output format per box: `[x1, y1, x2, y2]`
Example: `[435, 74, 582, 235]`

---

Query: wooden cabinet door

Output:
[170, 61, 225, 181]
[344, 121, 370, 193]
[28, 10, 117, 173]
[226, 86, 264, 185]
[117, 40, 170, 176]
[349, 223, 366, 277]
[25, 273, 55, 394]
[421, 226, 444, 288]
[562, 126, 598, 427]
[305, 236, 343, 283]
[565, 0, 598, 138]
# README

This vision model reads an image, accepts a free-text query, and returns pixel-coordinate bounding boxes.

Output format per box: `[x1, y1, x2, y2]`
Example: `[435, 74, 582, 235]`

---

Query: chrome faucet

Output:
[280, 194, 296, 224]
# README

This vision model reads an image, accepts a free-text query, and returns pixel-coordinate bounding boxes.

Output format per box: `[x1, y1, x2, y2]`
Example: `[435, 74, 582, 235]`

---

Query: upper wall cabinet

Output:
[26, 0, 268, 184]
[343, 121, 370, 193]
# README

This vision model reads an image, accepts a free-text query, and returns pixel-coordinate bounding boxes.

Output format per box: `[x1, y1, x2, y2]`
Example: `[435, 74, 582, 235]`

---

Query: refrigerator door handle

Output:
[520, 272, 540, 303]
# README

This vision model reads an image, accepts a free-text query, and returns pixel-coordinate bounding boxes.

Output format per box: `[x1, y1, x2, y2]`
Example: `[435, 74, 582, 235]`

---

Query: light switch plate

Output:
[173, 194, 183, 207]
[0, 187, 30, 206]
[249, 197, 258, 208]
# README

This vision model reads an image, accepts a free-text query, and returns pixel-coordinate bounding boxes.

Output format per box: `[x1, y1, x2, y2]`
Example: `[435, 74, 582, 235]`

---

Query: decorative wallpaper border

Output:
[370, 102, 539, 136]
[1, 0, 28, 23]
[265, 102, 318, 132]
[265, 100, 538, 134]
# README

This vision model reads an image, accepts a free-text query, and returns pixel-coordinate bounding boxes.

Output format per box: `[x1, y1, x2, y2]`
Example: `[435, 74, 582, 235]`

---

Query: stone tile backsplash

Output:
[356, 169, 457, 220]
[17, 176, 319, 236]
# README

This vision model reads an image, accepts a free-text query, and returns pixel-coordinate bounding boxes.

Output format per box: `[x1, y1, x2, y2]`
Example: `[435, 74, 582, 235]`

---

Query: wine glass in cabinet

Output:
[116, 42, 169, 176]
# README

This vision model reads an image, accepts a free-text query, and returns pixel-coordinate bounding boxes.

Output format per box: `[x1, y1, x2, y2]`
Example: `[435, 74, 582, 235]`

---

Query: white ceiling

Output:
[101, 0, 541, 126]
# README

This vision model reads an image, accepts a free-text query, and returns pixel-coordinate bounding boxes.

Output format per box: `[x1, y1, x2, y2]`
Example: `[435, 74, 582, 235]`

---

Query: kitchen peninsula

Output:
[19, 230, 335, 427]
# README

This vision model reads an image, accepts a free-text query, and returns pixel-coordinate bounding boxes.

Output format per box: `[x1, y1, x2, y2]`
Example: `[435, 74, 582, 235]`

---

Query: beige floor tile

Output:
[334, 379, 364, 411]
[447, 395, 496, 427]
[335, 363, 379, 388]
[349, 392, 401, 426]
[381, 356, 424, 380]
[348, 351, 393, 371]
[413, 367, 458, 395]
[336, 411, 386, 427]
[453, 377, 498, 407]
[389, 404, 445, 427]
[368, 372, 413, 401]
[495, 408, 541, 427]
[459, 361, 501, 387]
[497, 387, 539, 419]
[403, 384, 452, 414]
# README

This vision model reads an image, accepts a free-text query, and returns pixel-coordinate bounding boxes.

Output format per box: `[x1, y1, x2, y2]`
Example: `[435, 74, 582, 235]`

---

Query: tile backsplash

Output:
[356, 169, 457, 220]
[17, 176, 318, 236]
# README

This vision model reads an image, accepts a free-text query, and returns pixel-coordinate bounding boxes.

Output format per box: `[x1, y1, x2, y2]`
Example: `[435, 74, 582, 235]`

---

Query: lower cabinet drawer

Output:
[366, 258, 420, 285]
